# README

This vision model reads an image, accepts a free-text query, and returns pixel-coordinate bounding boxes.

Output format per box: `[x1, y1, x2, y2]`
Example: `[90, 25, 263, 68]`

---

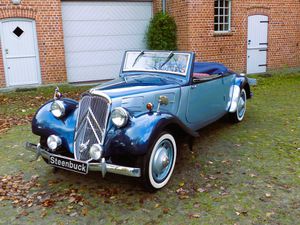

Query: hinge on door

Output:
[260, 21, 269, 23]
[259, 49, 268, 52]
[259, 43, 268, 45]
[258, 64, 267, 67]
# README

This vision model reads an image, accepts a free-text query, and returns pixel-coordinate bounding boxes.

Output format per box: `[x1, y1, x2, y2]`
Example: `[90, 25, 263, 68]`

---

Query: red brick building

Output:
[0, 0, 299, 88]
[157, 0, 300, 75]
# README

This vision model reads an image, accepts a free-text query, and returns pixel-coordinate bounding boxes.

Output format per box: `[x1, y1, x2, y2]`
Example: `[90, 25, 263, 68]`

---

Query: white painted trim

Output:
[0, 18, 41, 87]
[214, 0, 231, 32]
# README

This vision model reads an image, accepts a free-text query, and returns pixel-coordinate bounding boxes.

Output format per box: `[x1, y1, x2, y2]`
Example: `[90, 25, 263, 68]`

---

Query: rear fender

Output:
[228, 76, 251, 113]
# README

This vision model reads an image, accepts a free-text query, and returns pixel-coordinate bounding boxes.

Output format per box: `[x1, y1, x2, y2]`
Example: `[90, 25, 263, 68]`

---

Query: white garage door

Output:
[62, 1, 152, 83]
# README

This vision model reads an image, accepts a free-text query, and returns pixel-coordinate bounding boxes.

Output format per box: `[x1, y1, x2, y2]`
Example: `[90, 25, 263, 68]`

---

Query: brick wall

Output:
[0, 0, 66, 87]
[155, 0, 300, 72]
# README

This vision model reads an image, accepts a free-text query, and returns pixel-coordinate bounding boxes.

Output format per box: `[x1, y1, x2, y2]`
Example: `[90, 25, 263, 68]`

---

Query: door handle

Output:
[5, 49, 8, 54]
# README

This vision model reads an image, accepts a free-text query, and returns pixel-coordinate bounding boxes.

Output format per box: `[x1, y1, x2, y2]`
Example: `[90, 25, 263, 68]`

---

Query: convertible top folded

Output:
[193, 62, 229, 75]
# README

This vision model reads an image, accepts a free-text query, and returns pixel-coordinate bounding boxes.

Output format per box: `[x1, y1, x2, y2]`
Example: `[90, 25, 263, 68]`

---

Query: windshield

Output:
[123, 51, 191, 76]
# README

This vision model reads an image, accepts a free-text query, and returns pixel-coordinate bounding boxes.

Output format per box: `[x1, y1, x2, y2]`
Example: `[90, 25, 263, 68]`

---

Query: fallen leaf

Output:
[178, 195, 189, 200]
[40, 211, 47, 218]
[70, 212, 78, 217]
[81, 208, 88, 216]
[266, 212, 275, 217]
[42, 199, 55, 207]
[163, 208, 170, 214]
[189, 213, 201, 218]
[197, 188, 206, 193]
[20, 210, 29, 216]
[265, 193, 271, 198]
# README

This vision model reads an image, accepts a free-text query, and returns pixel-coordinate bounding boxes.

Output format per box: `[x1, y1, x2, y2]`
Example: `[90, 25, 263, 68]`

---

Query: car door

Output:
[186, 76, 225, 128]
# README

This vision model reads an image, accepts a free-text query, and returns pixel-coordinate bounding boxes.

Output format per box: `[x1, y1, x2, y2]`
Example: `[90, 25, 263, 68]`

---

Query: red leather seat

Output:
[193, 73, 211, 78]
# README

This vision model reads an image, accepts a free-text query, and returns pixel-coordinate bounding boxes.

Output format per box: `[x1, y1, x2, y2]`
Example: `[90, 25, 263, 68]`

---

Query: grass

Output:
[0, 84, 91, 117]
[0, 72, 300, 224]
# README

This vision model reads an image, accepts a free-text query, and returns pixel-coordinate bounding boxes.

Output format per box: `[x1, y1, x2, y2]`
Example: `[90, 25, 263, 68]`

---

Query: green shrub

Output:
[146, 12, 177, 50]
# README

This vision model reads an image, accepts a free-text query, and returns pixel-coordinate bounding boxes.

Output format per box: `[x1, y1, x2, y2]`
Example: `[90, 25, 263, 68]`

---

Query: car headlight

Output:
[47, 135, 62, 151]
[89, 144, 103, 160]
[111, 107, 129, 128]
[51, 100, 65, 118]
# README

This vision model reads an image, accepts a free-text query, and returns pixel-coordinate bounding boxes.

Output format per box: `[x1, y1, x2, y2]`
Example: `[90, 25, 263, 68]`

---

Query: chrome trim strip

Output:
[89, 89, 112, 104]
[25, 142, 141, 178]
[88, 107, 104, 134]
[86, 116, 102, 144]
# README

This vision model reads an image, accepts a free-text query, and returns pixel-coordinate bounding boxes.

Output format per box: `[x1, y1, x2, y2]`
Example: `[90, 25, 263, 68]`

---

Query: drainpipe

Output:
[162, 0, 166, 14]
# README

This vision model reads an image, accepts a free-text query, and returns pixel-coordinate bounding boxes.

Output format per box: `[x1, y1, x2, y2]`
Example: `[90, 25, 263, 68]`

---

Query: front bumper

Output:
[25, 142, 141, 178]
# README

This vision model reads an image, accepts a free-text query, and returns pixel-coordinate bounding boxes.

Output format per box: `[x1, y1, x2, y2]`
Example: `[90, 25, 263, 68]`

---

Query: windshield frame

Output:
[121, 50, 192, 77]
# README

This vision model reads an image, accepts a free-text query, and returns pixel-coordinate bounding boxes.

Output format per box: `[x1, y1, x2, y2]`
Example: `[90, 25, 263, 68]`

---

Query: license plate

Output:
[48, 154, 88, 175]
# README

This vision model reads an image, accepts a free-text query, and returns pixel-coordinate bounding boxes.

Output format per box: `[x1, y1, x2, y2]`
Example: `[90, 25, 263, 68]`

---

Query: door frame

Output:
[246, 14, 269, 74]
[0, 18, 41, 87]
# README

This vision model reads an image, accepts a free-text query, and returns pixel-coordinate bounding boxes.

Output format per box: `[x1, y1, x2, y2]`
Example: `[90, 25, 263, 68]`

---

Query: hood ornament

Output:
[53, 86, 62, 100]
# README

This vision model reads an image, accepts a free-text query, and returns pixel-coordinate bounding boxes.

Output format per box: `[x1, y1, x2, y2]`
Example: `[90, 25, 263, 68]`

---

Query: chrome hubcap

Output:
[152, 139, 173, 183]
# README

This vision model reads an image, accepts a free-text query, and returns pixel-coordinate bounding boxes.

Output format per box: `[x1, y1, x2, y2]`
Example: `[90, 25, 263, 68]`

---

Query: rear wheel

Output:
[229, 88, 247, 123]
[141, 132, 177, 191]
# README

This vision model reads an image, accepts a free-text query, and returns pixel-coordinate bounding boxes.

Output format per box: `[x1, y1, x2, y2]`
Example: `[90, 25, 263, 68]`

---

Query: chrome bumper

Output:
[25, 142, 141, 178]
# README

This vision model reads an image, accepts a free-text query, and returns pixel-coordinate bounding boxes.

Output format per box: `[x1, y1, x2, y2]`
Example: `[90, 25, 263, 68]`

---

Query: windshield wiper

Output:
[159, 52, 174, 69]
[131, 50, 144, 67]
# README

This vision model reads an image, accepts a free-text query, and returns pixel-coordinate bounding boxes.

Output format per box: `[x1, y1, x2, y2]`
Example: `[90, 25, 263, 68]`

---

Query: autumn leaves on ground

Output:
[0, 72, 300, 225]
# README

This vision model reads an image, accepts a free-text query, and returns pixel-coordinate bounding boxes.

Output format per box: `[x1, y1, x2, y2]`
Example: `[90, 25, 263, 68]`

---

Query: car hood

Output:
[90, 75, 181, 99]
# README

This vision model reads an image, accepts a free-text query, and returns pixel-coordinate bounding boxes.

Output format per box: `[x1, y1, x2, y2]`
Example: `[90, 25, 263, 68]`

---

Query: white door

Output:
[0, 19, 41, 86]
[247, 15, 269, 74]
[62, 1, 152, 83]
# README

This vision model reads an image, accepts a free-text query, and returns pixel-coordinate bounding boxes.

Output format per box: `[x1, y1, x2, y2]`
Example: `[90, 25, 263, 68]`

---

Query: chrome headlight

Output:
[111, 107, 129, 128]
[47, 135, 62, 151]
[89, 144, 103, 160]
[51, 100, 65, 118]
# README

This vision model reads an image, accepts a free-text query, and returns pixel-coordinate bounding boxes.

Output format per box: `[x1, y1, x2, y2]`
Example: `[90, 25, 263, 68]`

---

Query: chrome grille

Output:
[74, 94, 110, 161]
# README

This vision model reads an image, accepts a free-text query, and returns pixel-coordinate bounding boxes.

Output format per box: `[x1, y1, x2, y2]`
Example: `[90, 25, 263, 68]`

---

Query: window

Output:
[214, 0, 231, 32]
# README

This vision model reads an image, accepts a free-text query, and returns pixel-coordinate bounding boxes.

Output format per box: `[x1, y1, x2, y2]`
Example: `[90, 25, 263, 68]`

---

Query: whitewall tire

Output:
[142, 132, 177, 191]
[230, 88, 247, 123]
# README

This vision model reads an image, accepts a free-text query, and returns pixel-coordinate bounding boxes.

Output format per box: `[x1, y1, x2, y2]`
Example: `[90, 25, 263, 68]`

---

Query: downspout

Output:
[162, 0, 166, 14]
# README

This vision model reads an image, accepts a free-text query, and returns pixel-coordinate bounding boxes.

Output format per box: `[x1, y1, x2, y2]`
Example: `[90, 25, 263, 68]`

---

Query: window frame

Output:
[214, 0, 232, 33]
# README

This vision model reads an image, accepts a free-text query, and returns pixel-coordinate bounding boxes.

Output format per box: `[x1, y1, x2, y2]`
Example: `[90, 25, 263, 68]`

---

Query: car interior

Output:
[192, 62, 229, 83]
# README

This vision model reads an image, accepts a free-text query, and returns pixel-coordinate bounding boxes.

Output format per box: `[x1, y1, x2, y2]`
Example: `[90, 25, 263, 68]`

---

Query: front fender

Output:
[103, 112, 198, 157]
[32, 98, 78, 153]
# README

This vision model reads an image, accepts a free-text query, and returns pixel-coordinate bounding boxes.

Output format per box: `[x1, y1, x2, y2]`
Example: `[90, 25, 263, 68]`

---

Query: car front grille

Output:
[74, 94, 110, 161]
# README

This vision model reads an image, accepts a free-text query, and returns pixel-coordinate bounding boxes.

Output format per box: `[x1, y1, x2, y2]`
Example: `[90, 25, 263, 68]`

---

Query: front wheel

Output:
[141, 132, 177, 191]
[229, 88, 247, 123]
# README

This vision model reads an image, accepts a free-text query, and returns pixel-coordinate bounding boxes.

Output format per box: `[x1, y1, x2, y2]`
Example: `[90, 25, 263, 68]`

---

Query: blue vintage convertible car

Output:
[26, 50, 251, 191]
